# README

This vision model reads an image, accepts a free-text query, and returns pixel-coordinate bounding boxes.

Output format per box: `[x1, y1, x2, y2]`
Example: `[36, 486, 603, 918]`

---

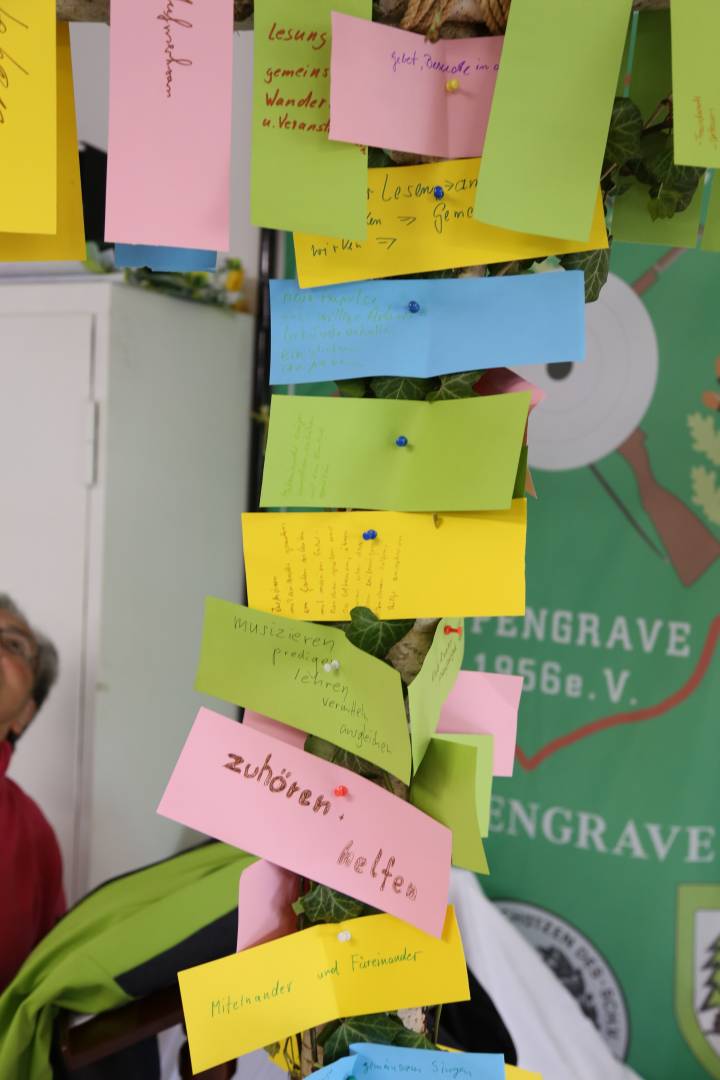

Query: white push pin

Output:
[323, 659, 341, 673]
[337, 930, 351, 942]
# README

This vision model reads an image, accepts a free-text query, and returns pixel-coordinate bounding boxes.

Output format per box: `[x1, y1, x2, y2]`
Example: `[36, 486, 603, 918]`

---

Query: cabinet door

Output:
[0, 312, 94, 900]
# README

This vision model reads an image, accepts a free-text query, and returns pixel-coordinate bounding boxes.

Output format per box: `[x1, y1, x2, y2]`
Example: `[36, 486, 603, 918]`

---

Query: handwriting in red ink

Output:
[157, 0, 193, 99]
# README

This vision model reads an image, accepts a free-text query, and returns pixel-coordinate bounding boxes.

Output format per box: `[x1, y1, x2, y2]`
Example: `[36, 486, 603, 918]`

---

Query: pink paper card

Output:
[105, 0, 233, 249]
[438, 670, 522, 777]
[329, 13, 502, 158]
[159, 709, 451, 936]
[237, 860, 299, 951]
[243, 710, 306, 750]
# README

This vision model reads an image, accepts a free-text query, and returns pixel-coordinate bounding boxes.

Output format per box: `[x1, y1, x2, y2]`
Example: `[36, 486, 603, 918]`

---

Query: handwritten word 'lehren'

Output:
[0, 6, 30, 126]
[157, 0, 193, 99]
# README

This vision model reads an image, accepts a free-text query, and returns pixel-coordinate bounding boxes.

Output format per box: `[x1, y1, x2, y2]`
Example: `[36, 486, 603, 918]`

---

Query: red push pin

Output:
[334, 784, 349, 797]
[444, 625, 462, 636]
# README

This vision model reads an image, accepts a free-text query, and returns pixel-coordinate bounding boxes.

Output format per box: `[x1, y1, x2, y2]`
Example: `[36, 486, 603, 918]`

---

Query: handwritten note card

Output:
[0, 1, 56, 235]
[196, 598, 411, 781]
[0, 22, 84, 261]
[269, 272, 585, 385]
[114, 245, 216, 271]
[242, 501, 527, 620]
[408, 619, 464, 772]
[236, 860, 297, 952]
[260, 394, 530, 512]
[473, 0, 631, 240]
[348, 1045, 505, 1080]
[329, 15, 501, 158]
[411, 734, 493, 874]
[178, 905, 468, 1073]
[294, 159, 608, 287]
[159, 709, 452, 935]
[105, 0, 233, 250]
[671, 0, 720, 167]
[439, 670, 522, 777]
[252, 0, 369, 238]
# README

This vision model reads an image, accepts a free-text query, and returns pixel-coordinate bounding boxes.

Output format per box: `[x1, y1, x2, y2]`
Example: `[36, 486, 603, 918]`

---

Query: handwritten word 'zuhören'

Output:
[224, 750, 334, 815]
[157, 0, 193, 99]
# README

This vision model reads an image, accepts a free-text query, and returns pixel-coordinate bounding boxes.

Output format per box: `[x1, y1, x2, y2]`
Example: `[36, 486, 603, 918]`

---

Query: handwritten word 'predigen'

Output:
[157, 0, 193, 99]
[0, 6, 30, 126]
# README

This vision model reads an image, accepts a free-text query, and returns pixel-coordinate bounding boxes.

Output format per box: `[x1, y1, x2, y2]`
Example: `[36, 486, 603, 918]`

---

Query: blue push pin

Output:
[362, 529, 378, 541]
[433, 185, 445, 199]
[395, 435, 408, 447]
[407, 300, 420, 314]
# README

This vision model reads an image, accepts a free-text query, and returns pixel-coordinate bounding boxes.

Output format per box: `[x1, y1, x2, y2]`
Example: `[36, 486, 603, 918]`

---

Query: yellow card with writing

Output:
[242, 502, 527, 620]
[293, 159, 607, 287]
[0, 0, 56, 234]
[0, 22, 85, 260]
[179, 906, 469, 1073]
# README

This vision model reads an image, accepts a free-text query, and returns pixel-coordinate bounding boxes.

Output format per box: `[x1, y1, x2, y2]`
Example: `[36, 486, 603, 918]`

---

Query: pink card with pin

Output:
[105, 0, 234, 249]
[329, 13, 503, 158]
[158, 708, 452, 937]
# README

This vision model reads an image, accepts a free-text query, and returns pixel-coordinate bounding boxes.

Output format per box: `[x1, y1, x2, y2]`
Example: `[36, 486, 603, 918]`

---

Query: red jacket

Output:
[0, 739, 66, 992]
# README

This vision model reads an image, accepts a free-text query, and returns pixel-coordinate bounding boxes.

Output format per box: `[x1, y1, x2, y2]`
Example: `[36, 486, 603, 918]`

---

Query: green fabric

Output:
[0, 843, 256, 1080]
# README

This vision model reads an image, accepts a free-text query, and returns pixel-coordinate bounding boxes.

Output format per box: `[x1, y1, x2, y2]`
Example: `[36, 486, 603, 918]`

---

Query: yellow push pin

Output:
[446, 77, 459, 93]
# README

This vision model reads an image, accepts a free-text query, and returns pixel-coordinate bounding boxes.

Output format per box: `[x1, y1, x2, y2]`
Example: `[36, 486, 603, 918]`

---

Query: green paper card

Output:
[259, 393, 530, 512]
[408, 618, 464, 772]
[613, 11, 704, 247]
[196, 598, 411, 782]
[671, 0, 720, 168]
[410, 733, 493, 873]
[474, 0, 631, 241]
[251, 0, 369, 238]
[700, 173, 720, 251]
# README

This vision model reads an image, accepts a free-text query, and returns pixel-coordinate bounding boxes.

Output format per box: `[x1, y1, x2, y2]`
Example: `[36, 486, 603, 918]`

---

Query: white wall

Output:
[69, 24, 260, 276]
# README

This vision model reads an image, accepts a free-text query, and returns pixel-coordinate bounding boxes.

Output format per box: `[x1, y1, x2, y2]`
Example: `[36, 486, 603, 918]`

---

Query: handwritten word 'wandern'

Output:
[0, 6, 30, 126]
[157, 0, 193, 98]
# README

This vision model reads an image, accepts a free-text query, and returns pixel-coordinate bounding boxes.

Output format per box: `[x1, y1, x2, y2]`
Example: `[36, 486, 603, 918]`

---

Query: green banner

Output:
[466, 242, 720, 1079]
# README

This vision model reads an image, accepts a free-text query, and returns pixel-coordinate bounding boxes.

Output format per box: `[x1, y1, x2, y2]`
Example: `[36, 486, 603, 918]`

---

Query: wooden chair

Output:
[57, 983, 237, 1079]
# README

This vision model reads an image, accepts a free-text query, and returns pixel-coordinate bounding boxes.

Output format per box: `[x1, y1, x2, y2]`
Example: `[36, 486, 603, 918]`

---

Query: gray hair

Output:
[0, 594, 59, 710]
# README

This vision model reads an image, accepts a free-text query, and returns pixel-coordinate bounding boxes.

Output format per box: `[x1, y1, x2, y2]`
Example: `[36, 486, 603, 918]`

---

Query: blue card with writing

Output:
[349, 1045, 506, 1080]
[115, 244, 217, 271]
[269, 270, 585, 385]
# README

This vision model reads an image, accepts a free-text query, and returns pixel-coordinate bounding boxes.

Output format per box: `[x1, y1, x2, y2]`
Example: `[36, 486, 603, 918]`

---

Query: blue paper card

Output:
[269, 270, 585, 385]
[115, 244, 217, 271]
[349, 1045, 506, 1080]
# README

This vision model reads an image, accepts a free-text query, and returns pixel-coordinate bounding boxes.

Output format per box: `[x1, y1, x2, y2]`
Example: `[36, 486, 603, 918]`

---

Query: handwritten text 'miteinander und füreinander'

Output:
[0, 6, 30, 125]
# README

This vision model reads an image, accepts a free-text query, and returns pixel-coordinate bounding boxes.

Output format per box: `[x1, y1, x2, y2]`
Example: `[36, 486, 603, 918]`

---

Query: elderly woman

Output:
[0, 594, 65, 991]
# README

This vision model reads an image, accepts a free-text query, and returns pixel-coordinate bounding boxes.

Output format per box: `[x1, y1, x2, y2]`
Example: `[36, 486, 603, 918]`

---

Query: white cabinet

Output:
[0, 280, 253, 899]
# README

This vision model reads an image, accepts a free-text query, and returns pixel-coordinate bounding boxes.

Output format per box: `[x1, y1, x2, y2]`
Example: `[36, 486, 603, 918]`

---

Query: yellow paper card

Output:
[179, 906, 469, 1074]
[293, 159, 607, 287]
[0, 22, 85, 260]
[506, 1069, 543, 1080]
[0, 0, 56, 234]
[242, 502, 526, 620]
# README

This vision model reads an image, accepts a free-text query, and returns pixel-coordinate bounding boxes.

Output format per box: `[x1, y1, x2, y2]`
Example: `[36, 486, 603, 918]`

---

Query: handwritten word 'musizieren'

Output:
[0, 6, 30, 126]
[157, 0, 193, 99]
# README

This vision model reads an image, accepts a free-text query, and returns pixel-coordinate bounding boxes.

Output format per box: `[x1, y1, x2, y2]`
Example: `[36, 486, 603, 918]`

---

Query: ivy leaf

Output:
[370, 375, 436, 400]
[320, 1014, 406, 1063]
[391, 1028, 436, 1049]
[345, 606, 414, 658]
[648, 187, 696, 220]
[425, 370, 484, 402]
[604, 97, 643, 166]
[337, 377, 368, 398]
[368, 147, 393, 169]
[295, 883, 366, 924]
[303, 734, 337, 763]
[558, 249, 610, 303]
